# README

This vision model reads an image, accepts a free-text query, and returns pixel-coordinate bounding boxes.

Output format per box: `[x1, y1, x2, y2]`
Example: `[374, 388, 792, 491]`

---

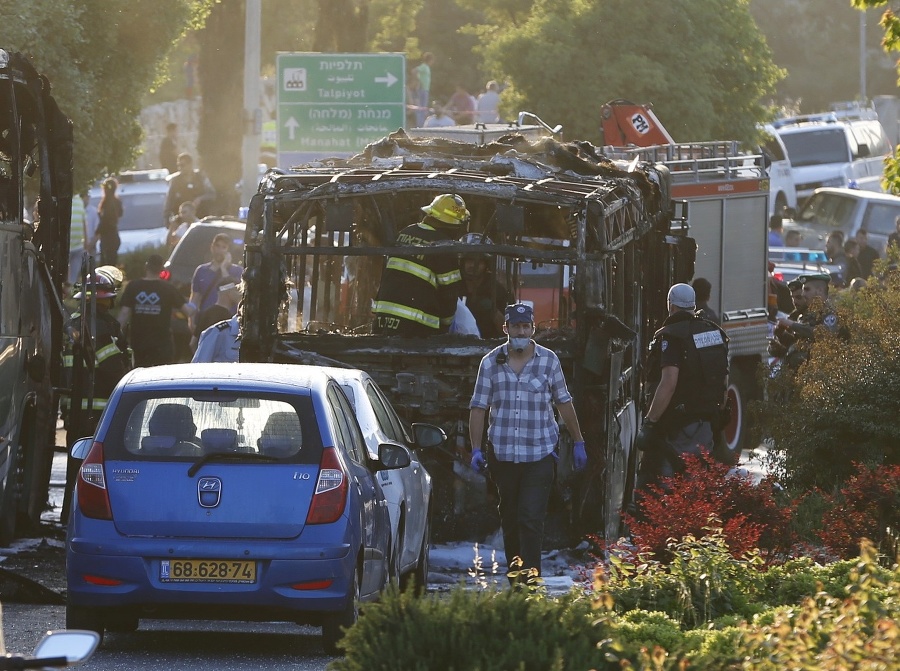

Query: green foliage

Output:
[330, 585, 620, 671]
[596, 525, 767, 628]
[0, 0, 214, 191]
[758, 278, 900, 491]
[118, 243, 170, 286]
[333, 530, 900, 669]
[475, 0, 783, 143]
[734, 540, 900, 670]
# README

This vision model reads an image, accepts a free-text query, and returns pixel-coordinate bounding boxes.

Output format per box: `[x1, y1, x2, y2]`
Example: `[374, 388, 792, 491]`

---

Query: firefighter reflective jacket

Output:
[62, 309, 131, 413]
[372, 221, 463, 332]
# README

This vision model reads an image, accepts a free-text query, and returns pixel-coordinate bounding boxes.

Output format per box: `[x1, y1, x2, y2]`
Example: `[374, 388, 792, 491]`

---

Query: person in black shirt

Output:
[118, 254, 196, 366]
[855, 229, 880, 278]
[164, 153, 215, 223]
[159, 123, 178, 174]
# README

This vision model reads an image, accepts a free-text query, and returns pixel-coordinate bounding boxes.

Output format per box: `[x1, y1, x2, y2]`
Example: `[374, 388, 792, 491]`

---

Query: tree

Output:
[473, 0, 783, 143]
[854, 0, 900, 195]
[750, 0, 896, 113]
[758, 269, 900, 491]
[0, 0, 212, 191]
[196, 0, 245, 217]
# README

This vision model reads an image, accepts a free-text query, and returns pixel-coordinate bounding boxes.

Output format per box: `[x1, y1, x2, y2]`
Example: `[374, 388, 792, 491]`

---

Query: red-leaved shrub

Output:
[817, 462, 900, 559]
[625, 451, 793, 562]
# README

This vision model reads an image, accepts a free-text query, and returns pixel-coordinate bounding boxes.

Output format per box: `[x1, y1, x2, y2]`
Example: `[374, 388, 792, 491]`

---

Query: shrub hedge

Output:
[332, 537, 899, 670]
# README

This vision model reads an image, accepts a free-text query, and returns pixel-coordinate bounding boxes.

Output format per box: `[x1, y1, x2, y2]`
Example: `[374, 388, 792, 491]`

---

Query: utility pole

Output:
[241, 0, 262, 209]
[860, 9, 867, 102]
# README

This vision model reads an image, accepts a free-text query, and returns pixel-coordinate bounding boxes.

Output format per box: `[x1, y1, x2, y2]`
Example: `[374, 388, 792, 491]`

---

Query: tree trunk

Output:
[196, 0, 245, 218]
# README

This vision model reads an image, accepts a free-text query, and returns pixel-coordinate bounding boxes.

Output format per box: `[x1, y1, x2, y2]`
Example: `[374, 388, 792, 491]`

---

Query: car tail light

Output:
[77, 441, 113, 520]
[159, 269, 171, 281]
[306, 447, 347, 525]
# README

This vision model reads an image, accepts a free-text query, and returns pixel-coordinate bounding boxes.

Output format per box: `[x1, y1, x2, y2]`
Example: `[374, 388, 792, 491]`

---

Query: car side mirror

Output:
[377, 442, 411, 470]
[70, 437, 94, 460]
[412, 422, 446, 449]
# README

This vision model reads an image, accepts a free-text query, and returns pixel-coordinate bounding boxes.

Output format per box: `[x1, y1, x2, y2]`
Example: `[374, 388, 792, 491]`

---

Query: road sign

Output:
[276, 52, 406, 165]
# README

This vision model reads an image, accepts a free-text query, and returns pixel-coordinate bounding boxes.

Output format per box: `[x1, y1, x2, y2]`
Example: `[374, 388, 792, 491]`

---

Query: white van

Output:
[769, 105, 892, 206]
[758, 126, 798, 216]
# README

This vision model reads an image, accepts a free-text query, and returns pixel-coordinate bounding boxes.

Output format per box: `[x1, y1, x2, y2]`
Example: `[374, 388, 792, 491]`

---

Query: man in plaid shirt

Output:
[468, 303, 587, 579]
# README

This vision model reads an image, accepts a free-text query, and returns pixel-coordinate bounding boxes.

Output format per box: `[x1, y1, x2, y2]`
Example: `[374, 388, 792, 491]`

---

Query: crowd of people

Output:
[406, 52, 503, 128]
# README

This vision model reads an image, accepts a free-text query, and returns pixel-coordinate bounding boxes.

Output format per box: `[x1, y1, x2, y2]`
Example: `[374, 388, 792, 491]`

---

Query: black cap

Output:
[797, 272, 831, 284]
[787, 278, 803, 290]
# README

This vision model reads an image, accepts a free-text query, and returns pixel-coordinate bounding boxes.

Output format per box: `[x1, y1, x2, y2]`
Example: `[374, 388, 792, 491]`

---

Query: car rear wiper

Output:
[187, 452, 280, 477]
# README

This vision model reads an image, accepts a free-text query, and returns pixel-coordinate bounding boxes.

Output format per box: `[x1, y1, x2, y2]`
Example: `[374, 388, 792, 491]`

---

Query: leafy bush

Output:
[331, 586, 621, 671]
[757, 273, 900, 491]
[625, 451, 793, 561]
[816, 462, 900, 560]
[595, 526, 768, 628]
[733, 540, 900, 670]
[119, 243, 169, 285]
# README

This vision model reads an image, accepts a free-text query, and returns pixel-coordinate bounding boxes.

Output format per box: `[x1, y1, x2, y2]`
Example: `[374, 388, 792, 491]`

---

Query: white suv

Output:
[769, 106, 892, 205]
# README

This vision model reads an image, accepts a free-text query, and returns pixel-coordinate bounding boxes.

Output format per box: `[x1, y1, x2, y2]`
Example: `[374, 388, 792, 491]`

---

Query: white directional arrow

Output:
[374, 72, 398, 87]
[285, 116, 299, 140]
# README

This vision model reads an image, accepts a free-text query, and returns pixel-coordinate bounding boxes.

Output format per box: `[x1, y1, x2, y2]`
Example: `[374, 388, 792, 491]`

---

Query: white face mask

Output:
[509, 336, 531, 352]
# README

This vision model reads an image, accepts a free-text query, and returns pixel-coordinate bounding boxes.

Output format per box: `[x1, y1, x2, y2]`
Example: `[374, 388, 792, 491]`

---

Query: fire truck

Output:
[600, 100, 769, 460]
[0, 50, 73, 542]
[238, 131, 695, 543]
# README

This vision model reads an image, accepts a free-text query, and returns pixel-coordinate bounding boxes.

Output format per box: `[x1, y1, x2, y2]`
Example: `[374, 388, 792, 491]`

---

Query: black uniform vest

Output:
[650, 312, 729, 427]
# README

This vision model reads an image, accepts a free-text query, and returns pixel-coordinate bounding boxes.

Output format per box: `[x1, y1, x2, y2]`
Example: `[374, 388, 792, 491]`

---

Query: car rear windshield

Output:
[780, 128, 850, 167]
[103, 391, 322, 463]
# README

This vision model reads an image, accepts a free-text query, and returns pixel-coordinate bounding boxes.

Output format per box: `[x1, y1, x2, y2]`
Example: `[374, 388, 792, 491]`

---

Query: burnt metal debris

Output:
[239, 130, 696, 543]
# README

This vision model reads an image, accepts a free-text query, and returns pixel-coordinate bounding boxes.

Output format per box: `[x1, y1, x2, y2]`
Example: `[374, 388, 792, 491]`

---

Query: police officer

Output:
[776, 272, 840, 355]
[635, 283, 729, 489]
[192, 313, 240, 363]
[61, 268, 131, 520]
[768, 278, 807, 359]
[372, 194, 466, 336]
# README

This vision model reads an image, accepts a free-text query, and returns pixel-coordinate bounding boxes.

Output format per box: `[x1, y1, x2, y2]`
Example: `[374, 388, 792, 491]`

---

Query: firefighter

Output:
[372, 194, 467, 336]
[61, 268, 131, 521]
[635, 283, 729, 490]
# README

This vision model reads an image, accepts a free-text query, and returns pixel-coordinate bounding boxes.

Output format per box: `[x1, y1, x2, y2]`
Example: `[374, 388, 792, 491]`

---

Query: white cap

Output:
[667, 283, 696, 309]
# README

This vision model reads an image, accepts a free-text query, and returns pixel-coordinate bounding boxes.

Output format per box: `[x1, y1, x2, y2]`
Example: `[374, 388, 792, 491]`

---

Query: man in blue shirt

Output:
[468, 303, 587, 580]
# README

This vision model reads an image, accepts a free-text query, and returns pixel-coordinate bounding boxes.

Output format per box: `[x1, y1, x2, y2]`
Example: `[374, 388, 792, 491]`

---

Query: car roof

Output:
[807, 187, 900, 204]
[119, 363, 332, 396]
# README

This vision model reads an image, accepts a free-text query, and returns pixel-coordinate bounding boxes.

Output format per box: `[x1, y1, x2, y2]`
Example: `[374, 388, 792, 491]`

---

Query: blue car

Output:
[66, 363, 406, 654]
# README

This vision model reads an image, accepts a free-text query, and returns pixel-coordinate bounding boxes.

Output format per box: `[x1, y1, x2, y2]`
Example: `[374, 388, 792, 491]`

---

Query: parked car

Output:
[88, 169, 169, 254]
[782, 187, 900, 255]
[66, 363, 407, 654]
[162, 218, 247, 290]
[769, 247, 843, 286]
[321, 367, 443, 592]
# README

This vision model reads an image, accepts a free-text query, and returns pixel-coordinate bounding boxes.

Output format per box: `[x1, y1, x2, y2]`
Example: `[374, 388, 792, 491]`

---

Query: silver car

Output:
[321, 367, 443, 591]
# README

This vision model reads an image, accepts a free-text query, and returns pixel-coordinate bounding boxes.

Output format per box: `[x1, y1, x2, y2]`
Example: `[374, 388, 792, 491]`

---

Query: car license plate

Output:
[160, 559, 256, 584]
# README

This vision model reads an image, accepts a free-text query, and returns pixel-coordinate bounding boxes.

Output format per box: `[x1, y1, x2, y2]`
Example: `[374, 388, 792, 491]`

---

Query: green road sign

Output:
[277, 52, 406, 163]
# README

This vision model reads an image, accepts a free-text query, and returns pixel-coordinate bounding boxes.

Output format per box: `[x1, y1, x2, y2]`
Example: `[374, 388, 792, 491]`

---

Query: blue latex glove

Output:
[471, 448, 487, 473]
[573, 441, 587, 471]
